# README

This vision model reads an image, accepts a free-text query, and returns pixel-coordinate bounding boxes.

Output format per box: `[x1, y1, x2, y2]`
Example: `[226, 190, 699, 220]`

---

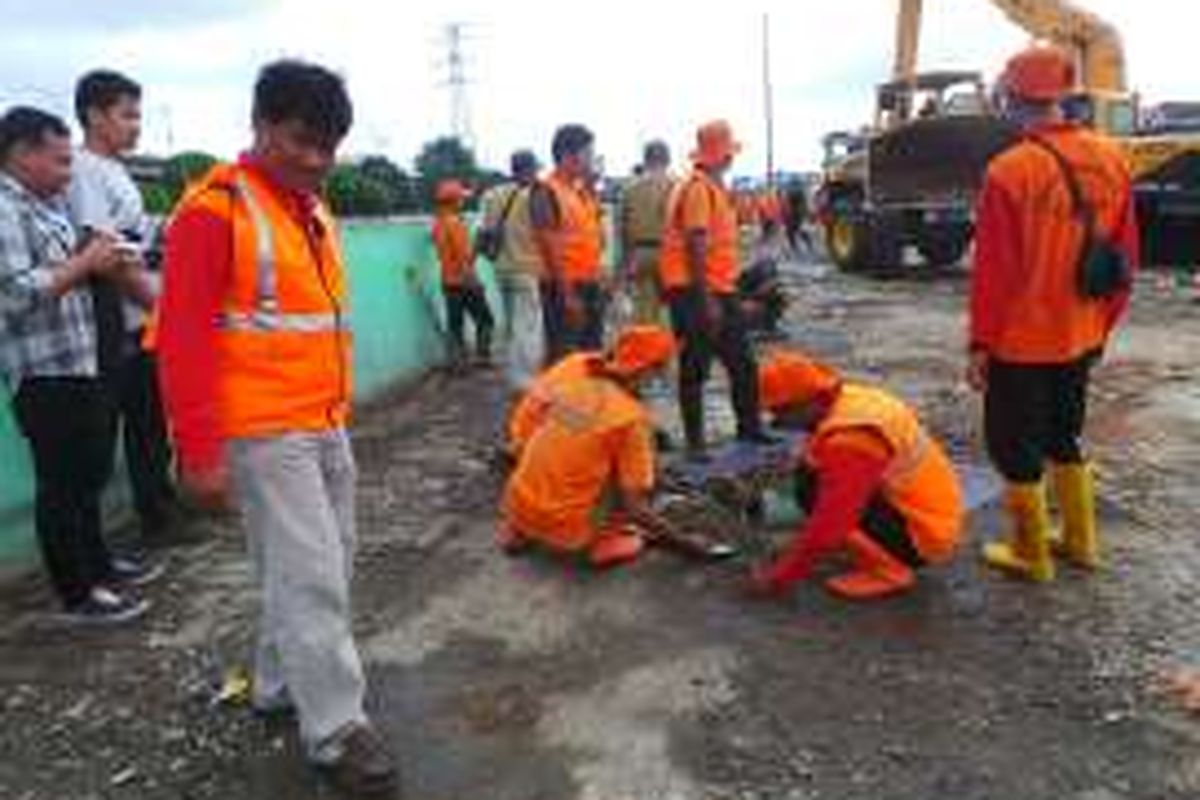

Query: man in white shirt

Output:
[68, 70, 177, 559]
[478, 149, 545, 389]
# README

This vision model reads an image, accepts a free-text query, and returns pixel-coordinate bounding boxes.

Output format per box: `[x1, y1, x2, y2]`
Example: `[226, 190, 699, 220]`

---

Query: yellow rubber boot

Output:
[982, 482, 1056, 583]
[1050, 462, 1100, 570]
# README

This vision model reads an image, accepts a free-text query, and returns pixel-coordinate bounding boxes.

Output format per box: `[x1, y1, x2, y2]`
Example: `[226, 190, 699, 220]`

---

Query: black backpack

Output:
[475, 185, 523, 262]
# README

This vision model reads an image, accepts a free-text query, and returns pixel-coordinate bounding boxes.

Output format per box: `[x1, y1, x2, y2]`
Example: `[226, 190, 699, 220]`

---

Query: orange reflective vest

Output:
[807, 384, 964, 563]
[758, 191, 783, 224]
[507, 352, 602, 452]
[141, 306, 160, 352]
[178, 163, 352, 438]
[541, 171, 603, 283]
[659, 170, 740, 294]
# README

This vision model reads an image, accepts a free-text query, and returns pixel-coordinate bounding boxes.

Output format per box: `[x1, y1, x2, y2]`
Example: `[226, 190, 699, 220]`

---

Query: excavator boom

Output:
[894, 0, 924, 85]
[988, 0, 1126, 92]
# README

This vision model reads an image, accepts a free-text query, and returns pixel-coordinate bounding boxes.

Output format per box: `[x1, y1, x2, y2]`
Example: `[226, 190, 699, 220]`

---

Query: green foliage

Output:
[163, 151, 218, 200]
[137, 143, 510, 218]
[414, 137, 482, 208]
[324, 156, 419, 217]
[133, 151, 218, 216]
[358, 155, 420, 212]
[326, 164, 388, 216]
[139, 182, 176, 216]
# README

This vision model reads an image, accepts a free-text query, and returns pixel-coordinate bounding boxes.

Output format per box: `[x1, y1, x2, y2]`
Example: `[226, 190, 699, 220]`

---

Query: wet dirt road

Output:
[2, 260, 1199, 800]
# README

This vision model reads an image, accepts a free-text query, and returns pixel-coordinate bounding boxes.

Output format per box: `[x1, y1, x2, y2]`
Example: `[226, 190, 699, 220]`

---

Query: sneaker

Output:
[317, 723, 399, 798]
[252, 693, 298, 723]
[63, 587, 149, 626]
[109, 556, 166, 587]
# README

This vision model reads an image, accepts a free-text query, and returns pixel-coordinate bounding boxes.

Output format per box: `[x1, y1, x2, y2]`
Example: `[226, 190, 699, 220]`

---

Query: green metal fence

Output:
[0, 217, 498, 572]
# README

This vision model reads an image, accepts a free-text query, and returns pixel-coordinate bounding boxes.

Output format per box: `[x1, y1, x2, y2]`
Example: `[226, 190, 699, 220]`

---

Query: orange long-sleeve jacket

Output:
[970, 121, 1139, 364]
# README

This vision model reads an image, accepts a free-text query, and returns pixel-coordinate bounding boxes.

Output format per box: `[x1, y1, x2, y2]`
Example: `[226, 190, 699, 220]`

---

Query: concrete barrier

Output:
[0, 216, 502, 573]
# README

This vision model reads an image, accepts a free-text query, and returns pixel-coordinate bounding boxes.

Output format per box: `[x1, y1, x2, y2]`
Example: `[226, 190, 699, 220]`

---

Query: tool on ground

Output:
[655, 434, 803, 560]
[213, 664, 253, 707]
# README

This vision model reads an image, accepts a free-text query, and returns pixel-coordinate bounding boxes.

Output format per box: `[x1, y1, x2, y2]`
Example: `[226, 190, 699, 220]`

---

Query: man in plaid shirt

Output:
[0, 107, 151, 623]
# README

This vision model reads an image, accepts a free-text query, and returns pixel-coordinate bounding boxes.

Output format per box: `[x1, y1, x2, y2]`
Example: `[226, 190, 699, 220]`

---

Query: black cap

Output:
[510, 149, 539, 177]
[643, 140, 670, 167]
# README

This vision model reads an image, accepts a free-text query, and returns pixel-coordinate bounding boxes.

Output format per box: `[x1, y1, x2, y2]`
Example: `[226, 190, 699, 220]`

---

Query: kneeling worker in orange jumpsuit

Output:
[751, 352, 965, 600]
[500, 327, 680, 568]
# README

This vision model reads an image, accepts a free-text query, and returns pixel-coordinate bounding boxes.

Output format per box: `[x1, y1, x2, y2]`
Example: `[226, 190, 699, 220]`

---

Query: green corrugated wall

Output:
[0, 217, 500, 571]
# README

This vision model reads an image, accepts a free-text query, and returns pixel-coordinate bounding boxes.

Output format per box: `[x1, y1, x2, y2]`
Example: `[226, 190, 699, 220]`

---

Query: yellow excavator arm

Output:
[894, 0, 924, 85]
[987, 0, 1126, 92]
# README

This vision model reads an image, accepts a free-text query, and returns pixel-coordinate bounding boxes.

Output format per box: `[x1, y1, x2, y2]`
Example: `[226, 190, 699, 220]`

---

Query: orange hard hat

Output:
[691, 119, 742, 167]
[757, 351, 841, 412]
[608, 325, 678, 376]
[435, 179, 470, 204]
[1002, 45, 1075, 102]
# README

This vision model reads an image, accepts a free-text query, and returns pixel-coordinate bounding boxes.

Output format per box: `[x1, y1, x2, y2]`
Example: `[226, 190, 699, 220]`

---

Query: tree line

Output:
[139, 136, 504, 217]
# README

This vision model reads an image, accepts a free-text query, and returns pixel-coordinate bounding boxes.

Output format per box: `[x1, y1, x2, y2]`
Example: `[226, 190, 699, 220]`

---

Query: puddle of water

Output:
[957, 459, 1003, 512]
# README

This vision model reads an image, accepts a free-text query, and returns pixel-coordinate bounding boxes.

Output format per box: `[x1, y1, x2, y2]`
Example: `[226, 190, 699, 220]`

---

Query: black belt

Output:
[634, 239, 662, 248]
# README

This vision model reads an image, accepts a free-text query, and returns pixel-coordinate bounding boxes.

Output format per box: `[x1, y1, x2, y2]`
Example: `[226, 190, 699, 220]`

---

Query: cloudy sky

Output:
[0, 0, 1190, 176]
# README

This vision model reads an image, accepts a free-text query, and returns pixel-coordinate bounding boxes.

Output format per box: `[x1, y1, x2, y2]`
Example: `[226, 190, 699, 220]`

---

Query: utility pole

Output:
[442, 22, 474, 148]
[161, 103, 175, 155]
[762, 13, 776, 187]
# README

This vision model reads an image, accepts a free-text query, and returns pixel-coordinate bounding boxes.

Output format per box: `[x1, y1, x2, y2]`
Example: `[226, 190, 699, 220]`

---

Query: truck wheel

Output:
[867, 222, 903, 273]
[917, 225, 971, 267]
[826, 215, 870, 271]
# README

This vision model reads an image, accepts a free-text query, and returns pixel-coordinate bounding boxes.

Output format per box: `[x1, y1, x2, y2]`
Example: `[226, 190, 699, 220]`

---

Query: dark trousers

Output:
[12, 377, 117, 608]
[984, 354, 1094, 483]
[786, 221, 814, 253]
[667, 290, 763, 449]
[112, 344, 176, 538]
[539, 280, 605, 365]
[444, 284, 495, 359]
[794, 469, 925, 568]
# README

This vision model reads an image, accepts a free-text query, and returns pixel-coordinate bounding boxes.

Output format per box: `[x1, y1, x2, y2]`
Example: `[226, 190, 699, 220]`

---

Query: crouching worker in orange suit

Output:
[750, 352, 966, 600]
[499, 327, 681, 568]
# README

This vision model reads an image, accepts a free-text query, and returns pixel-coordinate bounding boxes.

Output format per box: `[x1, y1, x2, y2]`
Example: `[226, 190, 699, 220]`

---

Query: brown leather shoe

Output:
[319, 724, 399, 798]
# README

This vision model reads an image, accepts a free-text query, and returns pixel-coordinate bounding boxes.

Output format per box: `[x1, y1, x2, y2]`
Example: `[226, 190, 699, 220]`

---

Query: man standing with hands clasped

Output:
[0, 107, 153, 622]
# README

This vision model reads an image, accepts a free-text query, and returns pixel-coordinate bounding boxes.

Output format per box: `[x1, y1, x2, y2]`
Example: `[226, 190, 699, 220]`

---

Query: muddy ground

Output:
[2, 256, 1199, 800]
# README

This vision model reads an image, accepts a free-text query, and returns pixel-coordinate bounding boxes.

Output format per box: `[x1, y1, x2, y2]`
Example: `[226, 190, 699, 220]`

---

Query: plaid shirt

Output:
[0, 172, 97, 390]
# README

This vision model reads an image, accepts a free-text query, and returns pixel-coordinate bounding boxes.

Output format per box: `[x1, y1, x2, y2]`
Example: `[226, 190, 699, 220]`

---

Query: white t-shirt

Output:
[67, 147, 155, 330]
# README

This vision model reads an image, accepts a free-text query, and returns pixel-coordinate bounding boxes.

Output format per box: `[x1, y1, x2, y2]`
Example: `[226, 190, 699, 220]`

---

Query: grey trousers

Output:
[230, 429, 368, 760]
[499, 273, 544, 389]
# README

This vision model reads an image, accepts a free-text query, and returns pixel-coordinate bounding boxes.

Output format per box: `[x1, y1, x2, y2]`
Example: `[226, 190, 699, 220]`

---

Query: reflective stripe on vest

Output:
[219, 310, 347, 333]
[825, 405, 931, 487]
[809, 386, 928, 488]
[219, 172, 339, 334]
[235, 173, 279, 311]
